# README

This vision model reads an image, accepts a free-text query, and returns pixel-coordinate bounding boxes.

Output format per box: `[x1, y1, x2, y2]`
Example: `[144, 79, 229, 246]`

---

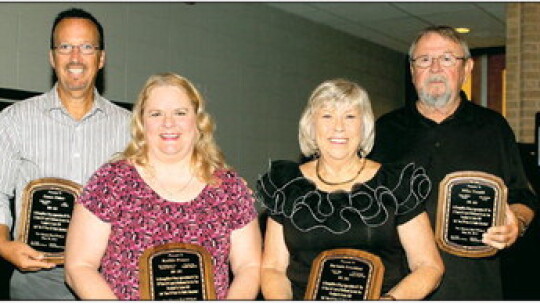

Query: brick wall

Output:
[506, 3, 540, 143]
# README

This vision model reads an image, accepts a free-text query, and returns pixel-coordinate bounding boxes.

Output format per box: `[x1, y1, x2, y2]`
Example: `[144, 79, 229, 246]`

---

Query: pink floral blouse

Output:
[78, 160, 257, 300]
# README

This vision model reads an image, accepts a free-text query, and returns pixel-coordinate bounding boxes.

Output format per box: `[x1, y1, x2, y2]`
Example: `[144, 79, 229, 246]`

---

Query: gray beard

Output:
[419, 89, 452, 108]
[418, 75, 452, 108]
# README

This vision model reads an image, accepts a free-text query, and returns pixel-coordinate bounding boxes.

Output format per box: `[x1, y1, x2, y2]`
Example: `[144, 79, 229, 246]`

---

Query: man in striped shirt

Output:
[0, 8, 130, 299]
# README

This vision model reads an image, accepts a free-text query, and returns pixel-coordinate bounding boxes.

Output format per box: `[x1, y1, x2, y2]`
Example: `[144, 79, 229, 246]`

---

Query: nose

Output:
[69, 47, 82, 62]
[334, 117, 344, 132]
[162, 113, 175, 128]
[429, 57, 443, 72]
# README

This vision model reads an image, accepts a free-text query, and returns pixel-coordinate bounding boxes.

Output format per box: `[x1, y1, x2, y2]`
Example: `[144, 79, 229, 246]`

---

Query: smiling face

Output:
[143, 85, 199, 163]
[410, 32, 473, 108]
[314, 103, 362, 161]
[49, 18, 105, 100]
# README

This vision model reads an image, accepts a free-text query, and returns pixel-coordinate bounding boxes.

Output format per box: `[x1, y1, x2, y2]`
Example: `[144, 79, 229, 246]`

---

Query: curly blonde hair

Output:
[118, 72, 227, 184]
[298, 79, 375, 158]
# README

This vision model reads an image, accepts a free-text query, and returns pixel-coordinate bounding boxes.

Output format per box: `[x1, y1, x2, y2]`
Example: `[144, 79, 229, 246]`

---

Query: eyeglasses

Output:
[410, 53, 467, 68]
[53, 43, 100, 55]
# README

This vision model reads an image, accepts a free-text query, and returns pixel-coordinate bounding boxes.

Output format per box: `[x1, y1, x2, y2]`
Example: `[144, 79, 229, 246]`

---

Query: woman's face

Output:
[143, 85, 198, 163]
[313, 103, 362, 161]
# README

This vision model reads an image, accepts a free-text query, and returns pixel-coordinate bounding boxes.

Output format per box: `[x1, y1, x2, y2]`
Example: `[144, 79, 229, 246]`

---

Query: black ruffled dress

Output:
[256, 160, 431, 299]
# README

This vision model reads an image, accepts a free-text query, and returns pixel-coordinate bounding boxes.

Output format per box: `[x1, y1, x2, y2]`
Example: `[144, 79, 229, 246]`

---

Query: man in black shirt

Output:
[370, 25, 536, 300]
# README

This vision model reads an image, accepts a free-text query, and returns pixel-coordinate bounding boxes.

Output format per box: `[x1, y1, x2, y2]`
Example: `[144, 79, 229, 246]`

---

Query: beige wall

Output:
[506, 3, 540, 143]
[0, 3, 406, 186]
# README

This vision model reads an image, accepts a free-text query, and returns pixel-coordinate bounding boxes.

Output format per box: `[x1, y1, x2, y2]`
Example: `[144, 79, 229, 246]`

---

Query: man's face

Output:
[410, 32, 473, 108]
[49, 18, 105, 99]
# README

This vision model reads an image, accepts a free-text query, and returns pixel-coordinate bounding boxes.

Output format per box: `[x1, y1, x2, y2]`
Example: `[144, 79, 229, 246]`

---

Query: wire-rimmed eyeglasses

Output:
[53, 43, 101, 55]
[410, 53, 468, 69]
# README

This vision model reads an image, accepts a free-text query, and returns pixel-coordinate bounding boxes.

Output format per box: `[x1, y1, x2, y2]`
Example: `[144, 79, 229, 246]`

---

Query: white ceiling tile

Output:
[266, 2, 506, 54]
[475, 2, 506, 21]
[392, 2, 479, 16]
[310, 3, 408, 22]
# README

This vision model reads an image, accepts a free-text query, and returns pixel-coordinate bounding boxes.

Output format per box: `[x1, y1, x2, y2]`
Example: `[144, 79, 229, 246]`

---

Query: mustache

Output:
[425, 75, 447, 84]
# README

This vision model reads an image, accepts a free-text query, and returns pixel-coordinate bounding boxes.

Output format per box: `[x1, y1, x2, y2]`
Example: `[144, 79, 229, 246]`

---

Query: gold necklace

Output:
[144, 166, 194, 197]
[316, 158, 366, 186]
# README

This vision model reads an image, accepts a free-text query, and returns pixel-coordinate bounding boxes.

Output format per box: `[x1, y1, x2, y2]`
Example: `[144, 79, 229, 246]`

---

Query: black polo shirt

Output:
[370, 98, 537, 300]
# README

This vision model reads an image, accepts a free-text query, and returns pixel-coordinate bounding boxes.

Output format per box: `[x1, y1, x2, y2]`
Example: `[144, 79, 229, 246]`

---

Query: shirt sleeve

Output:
[389, 162, 430, 226]
[222, 170, 257, 231]
[78, 162, 121, 223]
[0, 108, 20, 228]
[255, 161, 292, 225]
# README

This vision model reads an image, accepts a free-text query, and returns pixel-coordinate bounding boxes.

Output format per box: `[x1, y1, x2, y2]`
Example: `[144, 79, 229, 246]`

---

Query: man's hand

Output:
[482, 206, 519, 250]
[0, 239, 56, 271]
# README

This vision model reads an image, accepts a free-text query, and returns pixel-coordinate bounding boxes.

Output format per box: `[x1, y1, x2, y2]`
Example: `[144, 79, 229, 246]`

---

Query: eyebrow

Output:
[145, 107, 190, 111]
[415, 51, 461, 56]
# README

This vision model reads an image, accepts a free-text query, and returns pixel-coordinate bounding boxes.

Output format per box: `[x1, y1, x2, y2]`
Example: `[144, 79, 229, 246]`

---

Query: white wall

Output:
[0, 2, 406, 187]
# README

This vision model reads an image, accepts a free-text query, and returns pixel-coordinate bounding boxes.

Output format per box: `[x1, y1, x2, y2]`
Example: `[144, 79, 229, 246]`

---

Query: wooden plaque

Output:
[17, 178, 82, 264]
[139, 243, 216, 300]
[304, 249, 384, 300]
[435, 171, 507, 258]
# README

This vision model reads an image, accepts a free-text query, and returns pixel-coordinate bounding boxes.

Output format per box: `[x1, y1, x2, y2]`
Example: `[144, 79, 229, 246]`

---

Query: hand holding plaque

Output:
[139, 243, 216, 300]
[16, 178, 82, 264]
[304, 249, 384, 300]
[435, 171, 507, 258]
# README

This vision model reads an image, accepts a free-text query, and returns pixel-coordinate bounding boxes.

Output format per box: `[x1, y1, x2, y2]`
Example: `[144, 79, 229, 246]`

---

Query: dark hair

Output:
[50, 8, 104, 50]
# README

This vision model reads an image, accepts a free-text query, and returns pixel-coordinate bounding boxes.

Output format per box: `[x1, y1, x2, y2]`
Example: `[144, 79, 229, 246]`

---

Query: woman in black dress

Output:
[258, 79, 443, 300]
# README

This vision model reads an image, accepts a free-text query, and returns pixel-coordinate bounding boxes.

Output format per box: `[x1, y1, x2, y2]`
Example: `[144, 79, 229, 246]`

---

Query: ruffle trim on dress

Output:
[256, 161, 431, 234]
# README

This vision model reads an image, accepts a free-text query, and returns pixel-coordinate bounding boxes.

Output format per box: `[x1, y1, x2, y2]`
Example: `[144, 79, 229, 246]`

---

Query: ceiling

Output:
[267, 2, 506, 54]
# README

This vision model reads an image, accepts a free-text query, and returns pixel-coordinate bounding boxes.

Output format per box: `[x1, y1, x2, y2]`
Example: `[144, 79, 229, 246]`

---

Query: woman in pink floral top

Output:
[64, 73, 261, 300]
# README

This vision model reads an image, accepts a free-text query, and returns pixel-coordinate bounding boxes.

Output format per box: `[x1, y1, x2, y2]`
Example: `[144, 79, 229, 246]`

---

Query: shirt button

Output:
[435, 142, 440, 147]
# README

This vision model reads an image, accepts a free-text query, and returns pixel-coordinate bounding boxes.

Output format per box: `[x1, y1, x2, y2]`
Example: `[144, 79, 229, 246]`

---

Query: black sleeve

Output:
[499, 119, 538, 212]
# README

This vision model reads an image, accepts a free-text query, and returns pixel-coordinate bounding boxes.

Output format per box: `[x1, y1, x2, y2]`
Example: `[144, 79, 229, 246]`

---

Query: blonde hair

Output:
[298, 79, 375, 158]
[118, 72, 227, 184]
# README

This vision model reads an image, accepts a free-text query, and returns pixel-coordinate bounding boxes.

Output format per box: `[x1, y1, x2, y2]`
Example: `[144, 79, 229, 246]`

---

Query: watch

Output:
[516, 215, 529, 237]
